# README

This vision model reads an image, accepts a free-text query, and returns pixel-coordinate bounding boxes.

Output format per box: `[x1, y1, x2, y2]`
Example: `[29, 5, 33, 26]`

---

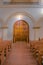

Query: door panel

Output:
[13, 20, 29, 42]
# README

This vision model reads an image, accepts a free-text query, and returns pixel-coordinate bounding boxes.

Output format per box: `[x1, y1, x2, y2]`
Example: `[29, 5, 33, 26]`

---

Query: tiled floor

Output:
[4, 42, 38, 65]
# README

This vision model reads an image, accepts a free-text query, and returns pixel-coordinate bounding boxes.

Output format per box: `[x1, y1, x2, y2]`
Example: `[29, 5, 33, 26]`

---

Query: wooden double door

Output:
[13, 20, 29, 42]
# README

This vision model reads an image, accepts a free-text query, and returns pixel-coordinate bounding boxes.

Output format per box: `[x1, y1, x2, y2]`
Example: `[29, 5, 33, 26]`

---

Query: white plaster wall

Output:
[0, 8, 42, 21]
[0, 22, 3, 39]
[0, 7, 43, 40]
[35, 20, 43, 40]
[3, 29, 8, 40]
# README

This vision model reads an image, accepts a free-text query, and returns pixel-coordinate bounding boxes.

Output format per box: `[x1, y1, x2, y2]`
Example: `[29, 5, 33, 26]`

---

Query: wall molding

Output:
[0, 4, 43, 8]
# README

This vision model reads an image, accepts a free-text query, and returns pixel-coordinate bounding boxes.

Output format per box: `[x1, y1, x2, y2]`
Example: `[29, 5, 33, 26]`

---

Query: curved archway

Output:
[13, 20, 29, 43]
[6, 12, 35, 24]
[6, 12, 35, 41]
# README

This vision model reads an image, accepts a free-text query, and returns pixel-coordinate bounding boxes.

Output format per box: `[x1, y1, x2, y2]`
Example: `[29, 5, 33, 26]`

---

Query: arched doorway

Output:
[13, 20, 29, 43]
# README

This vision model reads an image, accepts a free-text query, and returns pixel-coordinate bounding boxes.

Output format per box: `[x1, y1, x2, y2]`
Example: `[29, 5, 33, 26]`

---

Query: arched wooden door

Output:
[13, 20, 29, 43]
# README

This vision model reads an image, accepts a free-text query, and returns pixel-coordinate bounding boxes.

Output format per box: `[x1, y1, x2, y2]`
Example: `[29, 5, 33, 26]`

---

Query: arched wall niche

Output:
[6, 12, 35, 41]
